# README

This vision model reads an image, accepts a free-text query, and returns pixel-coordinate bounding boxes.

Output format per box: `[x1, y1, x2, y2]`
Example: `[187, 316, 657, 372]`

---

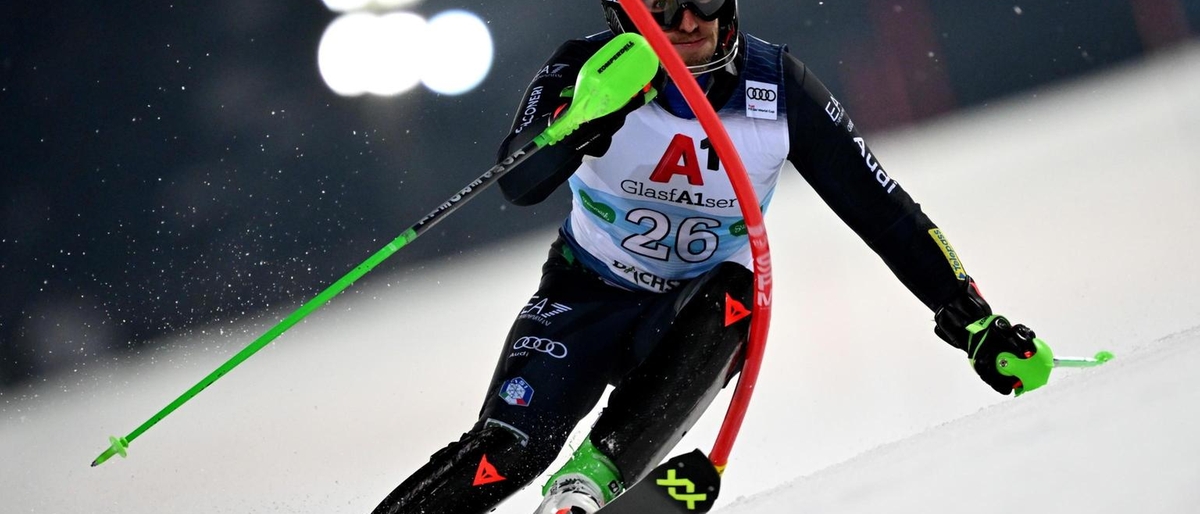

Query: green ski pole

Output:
[91, 32, 660, 467]
[1053, 351, 1114, 368]
[968, 316, 1115, 397]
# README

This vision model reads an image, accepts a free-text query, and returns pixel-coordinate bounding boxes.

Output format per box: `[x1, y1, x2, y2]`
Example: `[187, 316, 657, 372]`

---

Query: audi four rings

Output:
[746, 87, 776, 101]
[512, 336, 569, 358]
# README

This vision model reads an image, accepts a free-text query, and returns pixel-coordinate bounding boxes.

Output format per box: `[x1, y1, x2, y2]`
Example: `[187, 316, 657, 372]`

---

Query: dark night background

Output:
[1, 0, 1195, 389]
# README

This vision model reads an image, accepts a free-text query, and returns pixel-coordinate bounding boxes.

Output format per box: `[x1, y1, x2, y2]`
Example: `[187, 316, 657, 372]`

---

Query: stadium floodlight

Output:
[321, 0, 422, 12]
[318, 12, 426, 97]
[421, 10, 494, 95]
[318, 10, 493, 97]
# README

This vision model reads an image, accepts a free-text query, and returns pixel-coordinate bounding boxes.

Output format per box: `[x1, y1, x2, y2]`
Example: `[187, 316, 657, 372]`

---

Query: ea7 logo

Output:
[536, 63, 570, 78]
[825, 95, 855, 132]
[519, 296, 572, 326]
[521, 297, 571, 318]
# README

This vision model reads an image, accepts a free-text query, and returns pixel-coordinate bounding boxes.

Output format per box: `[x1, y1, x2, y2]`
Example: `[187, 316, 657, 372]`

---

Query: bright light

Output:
[318, 9, 493, 97]
[371, 13, 428, 95]
[421, 10, 494, 96]
[321, 0, 422, 12]
[317, 12, 427, 97]
[318, 13, 373, 96]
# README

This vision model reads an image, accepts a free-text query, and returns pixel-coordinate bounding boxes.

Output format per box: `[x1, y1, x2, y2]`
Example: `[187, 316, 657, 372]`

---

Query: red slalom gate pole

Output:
[617, 0, 774, 474]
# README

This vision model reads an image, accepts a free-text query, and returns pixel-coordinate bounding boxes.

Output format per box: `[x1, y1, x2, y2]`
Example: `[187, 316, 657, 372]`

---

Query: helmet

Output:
[600, 0, 740, 75]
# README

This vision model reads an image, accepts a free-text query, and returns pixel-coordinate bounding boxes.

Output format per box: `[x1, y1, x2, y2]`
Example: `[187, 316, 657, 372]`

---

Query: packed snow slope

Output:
[3, 43, 1198, 514]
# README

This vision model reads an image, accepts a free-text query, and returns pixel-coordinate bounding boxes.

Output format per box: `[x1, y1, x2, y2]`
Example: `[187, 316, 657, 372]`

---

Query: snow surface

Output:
[3, 43, 1198, 513]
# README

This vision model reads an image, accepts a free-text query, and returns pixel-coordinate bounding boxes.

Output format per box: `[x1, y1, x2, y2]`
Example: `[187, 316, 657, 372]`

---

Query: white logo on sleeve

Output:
[745, 80, 778, 120]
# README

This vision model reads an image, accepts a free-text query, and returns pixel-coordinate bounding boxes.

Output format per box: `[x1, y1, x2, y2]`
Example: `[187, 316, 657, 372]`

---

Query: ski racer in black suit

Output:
[372, 2, 1039, 513]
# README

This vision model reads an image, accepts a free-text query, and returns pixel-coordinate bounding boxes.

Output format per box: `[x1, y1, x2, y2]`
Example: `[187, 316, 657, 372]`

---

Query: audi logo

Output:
[746, 87, 777, 102]
[512, 336, 569, 358]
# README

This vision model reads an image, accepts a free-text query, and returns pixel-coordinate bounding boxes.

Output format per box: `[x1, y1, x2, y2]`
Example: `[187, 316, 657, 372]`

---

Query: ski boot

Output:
[534, 438, 623, 514]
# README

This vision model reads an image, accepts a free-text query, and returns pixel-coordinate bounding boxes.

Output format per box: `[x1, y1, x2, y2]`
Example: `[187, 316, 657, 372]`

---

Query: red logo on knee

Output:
[473, 454, 506, 486]
[724, 293, 751, 326]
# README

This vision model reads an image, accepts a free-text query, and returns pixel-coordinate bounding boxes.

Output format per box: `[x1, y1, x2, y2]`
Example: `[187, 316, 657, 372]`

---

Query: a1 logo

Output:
[648, 134, 721, 185]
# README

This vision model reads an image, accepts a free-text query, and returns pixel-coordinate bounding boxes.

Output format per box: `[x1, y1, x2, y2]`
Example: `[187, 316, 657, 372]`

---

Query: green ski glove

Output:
[962, 315, 1041, 394]
[934, 277, 1039, 395]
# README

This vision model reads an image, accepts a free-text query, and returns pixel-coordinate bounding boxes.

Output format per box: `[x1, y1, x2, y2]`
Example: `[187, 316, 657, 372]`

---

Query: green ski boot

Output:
[535, 437, 623, 514]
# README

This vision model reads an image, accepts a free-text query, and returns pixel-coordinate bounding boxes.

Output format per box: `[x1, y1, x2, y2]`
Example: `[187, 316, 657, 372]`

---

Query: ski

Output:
[598, 449, 721, 513]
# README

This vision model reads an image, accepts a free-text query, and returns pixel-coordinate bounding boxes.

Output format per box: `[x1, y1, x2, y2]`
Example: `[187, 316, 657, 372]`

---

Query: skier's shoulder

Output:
[768, 40, 808, 91]
[727, 31, 812, 94]
[732, 32, 807, 95]
[773, 46, 838, 122]
[741, 31, 786, 53]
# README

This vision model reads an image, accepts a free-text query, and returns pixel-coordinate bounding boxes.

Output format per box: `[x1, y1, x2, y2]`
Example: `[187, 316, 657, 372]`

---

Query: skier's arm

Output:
[784, 54, 1041, 395]
[782, 53, 962, 312]
[497, 38, 639, 206]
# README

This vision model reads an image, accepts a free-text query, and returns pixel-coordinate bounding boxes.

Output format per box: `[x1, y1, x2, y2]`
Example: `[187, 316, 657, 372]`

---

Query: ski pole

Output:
[993, 337, 1113, 397]
[91, 32, 661, 468]
[1053, 351, 1114, 368]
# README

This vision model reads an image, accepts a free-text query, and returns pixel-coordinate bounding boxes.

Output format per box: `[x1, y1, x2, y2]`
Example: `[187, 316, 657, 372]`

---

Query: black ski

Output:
[599, 449, 722, 513]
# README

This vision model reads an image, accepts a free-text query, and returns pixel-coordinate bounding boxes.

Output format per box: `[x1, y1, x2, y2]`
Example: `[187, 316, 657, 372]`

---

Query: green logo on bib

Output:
[579, 190, 616, 224]
[729, 220, 747, 236]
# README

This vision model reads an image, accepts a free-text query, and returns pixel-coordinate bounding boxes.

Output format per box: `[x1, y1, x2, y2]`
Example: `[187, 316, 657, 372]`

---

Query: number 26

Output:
[622, 208, 720, 263]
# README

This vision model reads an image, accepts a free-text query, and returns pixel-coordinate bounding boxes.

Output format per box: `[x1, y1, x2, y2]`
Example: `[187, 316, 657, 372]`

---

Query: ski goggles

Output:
[641, 0, 728, 29]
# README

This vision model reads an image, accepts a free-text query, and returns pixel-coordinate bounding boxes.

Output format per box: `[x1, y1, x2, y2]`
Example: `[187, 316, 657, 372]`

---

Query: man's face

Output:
[664, 9, 719, 67]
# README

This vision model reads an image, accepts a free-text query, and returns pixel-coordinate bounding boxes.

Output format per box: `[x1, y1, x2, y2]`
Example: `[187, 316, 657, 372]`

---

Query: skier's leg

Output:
[371, 420, 539, 514]
[588, 261, 754, 485]
[373, 243, 651, 514]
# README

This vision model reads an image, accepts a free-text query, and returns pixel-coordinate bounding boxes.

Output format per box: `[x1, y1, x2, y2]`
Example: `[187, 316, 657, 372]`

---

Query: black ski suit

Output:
[372, 30, 968, 514]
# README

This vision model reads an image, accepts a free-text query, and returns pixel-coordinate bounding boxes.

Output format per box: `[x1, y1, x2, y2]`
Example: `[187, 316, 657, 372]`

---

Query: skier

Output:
[373, 1, 1040, 513]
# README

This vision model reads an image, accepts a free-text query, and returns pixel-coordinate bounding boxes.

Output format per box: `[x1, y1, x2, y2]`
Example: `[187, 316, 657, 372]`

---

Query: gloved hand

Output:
[561, 83, 656, 157]
[934, 278, 1039, 395]
[960, 315, 1040, 394]
[496, 83, 657, 206]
